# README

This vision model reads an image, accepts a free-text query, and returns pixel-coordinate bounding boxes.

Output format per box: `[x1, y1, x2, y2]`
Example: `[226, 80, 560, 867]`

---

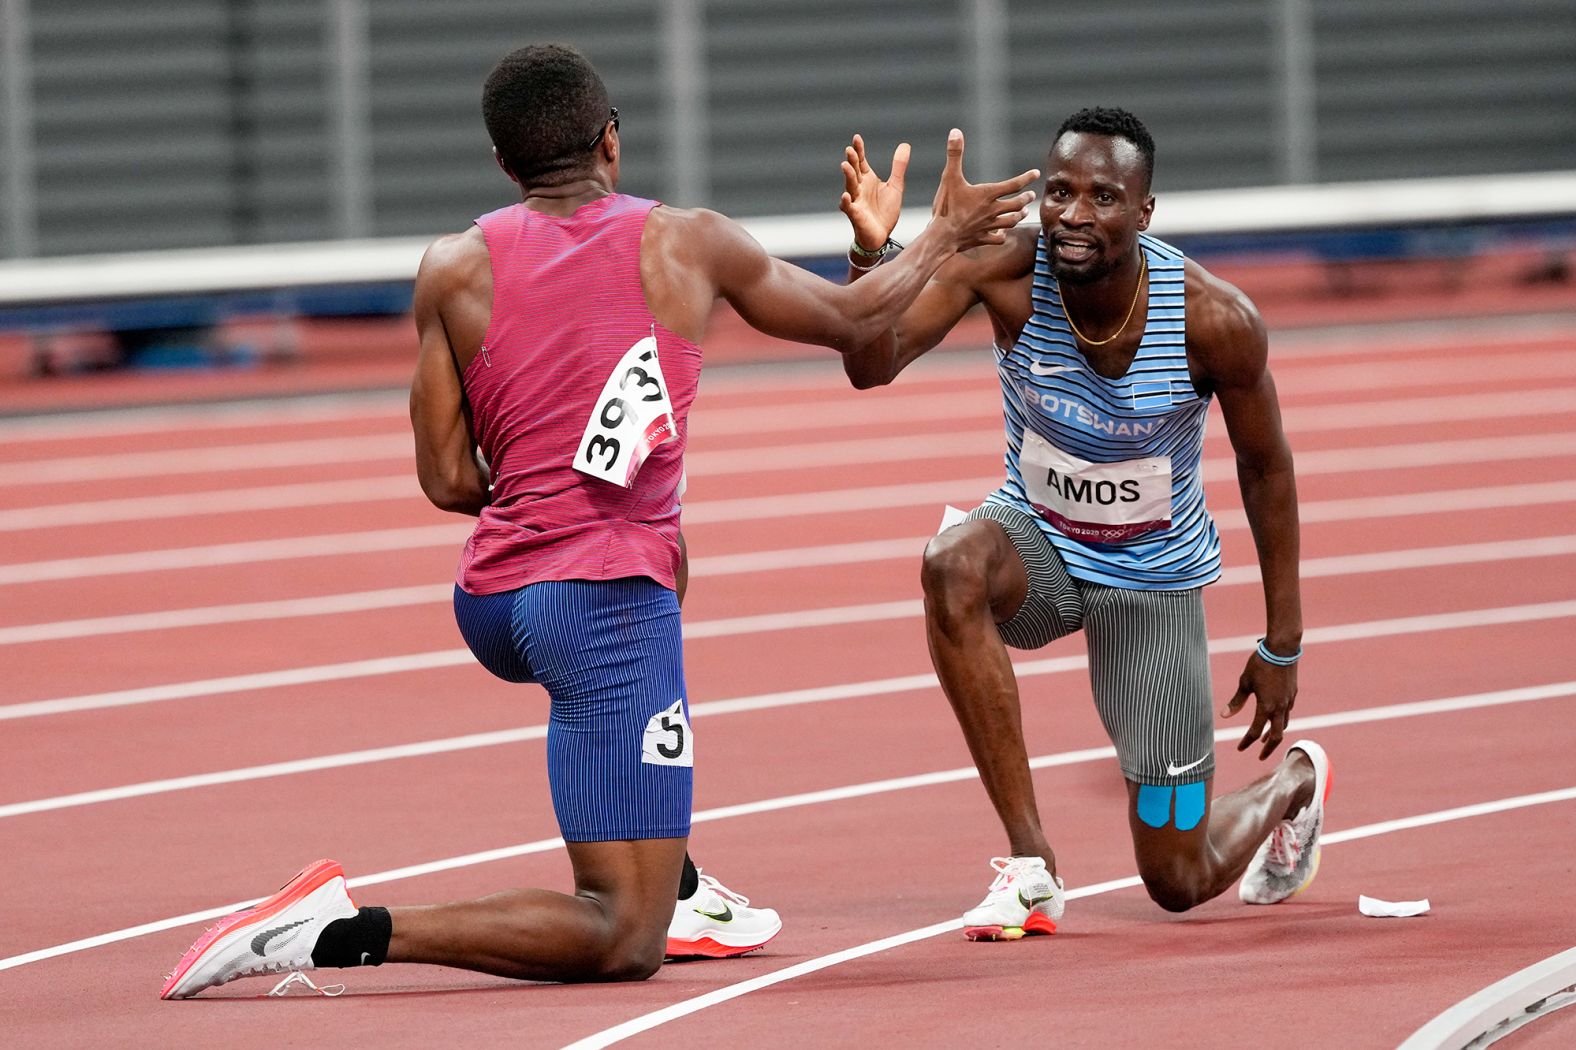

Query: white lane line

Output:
[0, 474, 420, 531]
[0, 584, 454, 645]
[0, 318, 1563, 445]
[0, 528, 916, 588]
[9, 382, 1576, 486]
[6, 555, 1576, 722]
[685, 432, 1576, 529]
[0, 590, 877, 650]
[1278, 386, 1576, 435]
[5, 672, 1570, 824]
[0, 354, 993, 445]
[564, 788, 1576, 1050]
[9, 523, 1576, 718]
[0, 577, 1569, 819]
[4, 749, 1571, 988]
[1219, 534, 1576, 584]
[0, 392, 408, 443]
[7, 492, 1576, 645]
[1277, 348, 1576, 394]
[1266, 315, 1576, 357]
[1217, 477, 1576, 530]
[5, 383, 1567, 500]
[0, 524, 469, 586]
[7, 428, 1576, 533]
[0, 433, 414, 485]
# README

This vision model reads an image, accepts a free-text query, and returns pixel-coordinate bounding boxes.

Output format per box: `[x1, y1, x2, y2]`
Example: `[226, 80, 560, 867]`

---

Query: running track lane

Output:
[4, 327, 1576, 1048]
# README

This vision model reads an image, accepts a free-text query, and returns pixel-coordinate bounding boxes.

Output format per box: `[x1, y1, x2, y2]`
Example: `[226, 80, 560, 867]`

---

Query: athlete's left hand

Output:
[839, 134, 909, 252]
[1222, 656, 1298, 760]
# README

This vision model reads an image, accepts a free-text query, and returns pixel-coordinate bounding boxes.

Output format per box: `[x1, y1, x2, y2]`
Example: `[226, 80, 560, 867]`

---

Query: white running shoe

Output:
[666, 869, 782, 959]
[962, 856, 1065, 941]
[161, 859, 359, 999]
[1240, 740, 1334, 905]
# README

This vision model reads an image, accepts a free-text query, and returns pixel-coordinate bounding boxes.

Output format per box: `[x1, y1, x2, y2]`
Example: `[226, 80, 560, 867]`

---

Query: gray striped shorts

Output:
[961, 503, 1215, 786]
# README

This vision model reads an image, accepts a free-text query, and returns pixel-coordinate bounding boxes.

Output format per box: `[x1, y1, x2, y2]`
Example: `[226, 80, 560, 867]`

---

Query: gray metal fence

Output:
[2, 0, 1573, 258]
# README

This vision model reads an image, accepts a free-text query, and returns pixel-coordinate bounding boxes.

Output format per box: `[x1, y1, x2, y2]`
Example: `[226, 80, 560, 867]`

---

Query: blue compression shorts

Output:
[452, 577, 692, 842]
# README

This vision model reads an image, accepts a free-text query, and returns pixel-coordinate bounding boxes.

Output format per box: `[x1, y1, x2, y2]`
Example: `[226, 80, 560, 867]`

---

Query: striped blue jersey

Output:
[983, 231, 1222, 590]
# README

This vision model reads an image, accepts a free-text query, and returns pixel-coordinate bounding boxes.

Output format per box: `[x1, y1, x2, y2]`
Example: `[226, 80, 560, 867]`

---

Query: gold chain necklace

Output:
[1063, 255, 1147, 347]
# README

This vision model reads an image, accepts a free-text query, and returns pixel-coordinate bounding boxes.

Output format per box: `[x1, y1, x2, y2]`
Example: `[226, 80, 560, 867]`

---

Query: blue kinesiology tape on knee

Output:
[1136, 784, 1173, 829]
[1173, 781, 1207, 832]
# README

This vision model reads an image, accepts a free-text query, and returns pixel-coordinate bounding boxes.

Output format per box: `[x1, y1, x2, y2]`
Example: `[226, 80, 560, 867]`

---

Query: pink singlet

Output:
[456, 193, 701, 595]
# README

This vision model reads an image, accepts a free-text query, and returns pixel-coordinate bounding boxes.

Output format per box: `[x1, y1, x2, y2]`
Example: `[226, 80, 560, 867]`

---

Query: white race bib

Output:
[641, 699, 693, 767]
[1021, 430, 1172, 543]
[574, 334, 677, 488]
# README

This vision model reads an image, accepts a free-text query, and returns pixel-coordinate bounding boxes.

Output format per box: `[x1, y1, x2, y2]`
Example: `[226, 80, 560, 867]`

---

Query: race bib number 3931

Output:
[1022, 429, 1172, 543]
[574, 334, 677, 488]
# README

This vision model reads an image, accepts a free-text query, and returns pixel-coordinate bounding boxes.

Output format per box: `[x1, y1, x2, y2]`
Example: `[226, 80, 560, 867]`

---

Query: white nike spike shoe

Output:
[1240, 740, 1334, 905]
[962, 856, 1065, 941]
[161, 859, 359, 999]
[666, 869, 782, 959]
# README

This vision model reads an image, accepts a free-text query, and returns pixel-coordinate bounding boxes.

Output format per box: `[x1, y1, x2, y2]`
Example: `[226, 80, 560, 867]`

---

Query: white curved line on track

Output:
[1398, 944, 1576, 1050]
[6, 481, 1576, 642]
[1, 683, 1572, 975]
[562, 787, 1576, 1050]
[3, 428, 1576, 533]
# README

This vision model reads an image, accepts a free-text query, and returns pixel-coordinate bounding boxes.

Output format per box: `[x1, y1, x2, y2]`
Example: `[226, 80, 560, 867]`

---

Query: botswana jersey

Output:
[983, 232, 1222, 590]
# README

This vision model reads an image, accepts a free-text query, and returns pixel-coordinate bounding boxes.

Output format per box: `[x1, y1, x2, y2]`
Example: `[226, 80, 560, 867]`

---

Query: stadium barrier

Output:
[0, 170, 1571, 372]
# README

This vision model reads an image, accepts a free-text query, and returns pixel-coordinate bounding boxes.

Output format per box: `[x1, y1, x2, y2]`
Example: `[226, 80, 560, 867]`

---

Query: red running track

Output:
[2, 318, 1575, 1048]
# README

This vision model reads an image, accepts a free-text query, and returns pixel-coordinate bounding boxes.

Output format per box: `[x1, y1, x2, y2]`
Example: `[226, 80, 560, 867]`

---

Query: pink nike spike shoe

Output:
[161, 859, 358, 999]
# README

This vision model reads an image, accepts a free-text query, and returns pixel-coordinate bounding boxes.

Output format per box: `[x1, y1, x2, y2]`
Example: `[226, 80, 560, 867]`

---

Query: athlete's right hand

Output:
[929, 128, 1038, 252]
[839, 134, 909, 253]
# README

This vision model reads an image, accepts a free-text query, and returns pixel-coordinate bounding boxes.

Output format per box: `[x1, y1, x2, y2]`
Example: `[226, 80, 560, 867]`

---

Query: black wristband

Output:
[849, 236, 901, 259]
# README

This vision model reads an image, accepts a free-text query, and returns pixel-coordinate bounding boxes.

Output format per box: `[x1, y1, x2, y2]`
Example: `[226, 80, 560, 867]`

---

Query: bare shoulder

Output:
[417, 226, 489, 297]
[1184, 257, 1267, 383]
[645, 205, 754, 256]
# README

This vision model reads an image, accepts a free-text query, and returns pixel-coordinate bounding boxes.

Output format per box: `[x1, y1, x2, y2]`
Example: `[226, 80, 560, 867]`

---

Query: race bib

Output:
[641, 699, 693, 767]
[1021, 430, 1172, 543]
[574, 334, 677, 488]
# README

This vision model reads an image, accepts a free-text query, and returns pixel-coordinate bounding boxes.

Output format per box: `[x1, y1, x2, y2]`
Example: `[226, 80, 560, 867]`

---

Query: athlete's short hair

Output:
[1055, 107, 1155, 192]
[482, 44, 612, 185]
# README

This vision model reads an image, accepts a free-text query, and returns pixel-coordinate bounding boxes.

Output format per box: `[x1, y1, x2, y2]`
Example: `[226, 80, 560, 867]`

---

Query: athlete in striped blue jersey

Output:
[839, 109, 1332, 938]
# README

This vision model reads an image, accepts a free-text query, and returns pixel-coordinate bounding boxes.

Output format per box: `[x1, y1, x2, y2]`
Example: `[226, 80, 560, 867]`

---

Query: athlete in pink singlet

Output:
[160, 43, 1037, 998]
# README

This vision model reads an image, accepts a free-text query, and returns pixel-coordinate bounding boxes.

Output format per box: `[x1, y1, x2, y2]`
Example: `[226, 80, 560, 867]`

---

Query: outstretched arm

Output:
[410, 236, 490, 516]
[685, 130, 1035, 355]
[1205, 276, 1302, 759]
[835, 133, 997, 387]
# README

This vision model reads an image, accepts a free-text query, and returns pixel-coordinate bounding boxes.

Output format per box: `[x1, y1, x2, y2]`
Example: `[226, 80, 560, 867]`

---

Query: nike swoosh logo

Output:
[251, 918, 311, 957]
[1028, 362, 1079, 377]
[693, 905, 733, 923]
[1166, 756, 1209, 777]
[1018, 891, 1056, 909]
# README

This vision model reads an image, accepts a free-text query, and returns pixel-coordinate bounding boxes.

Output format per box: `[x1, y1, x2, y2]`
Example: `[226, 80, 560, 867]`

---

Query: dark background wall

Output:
[2, 0, 1572, 257]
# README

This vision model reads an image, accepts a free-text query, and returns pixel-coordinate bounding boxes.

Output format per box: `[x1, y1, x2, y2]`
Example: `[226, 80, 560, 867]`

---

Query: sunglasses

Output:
[586, 107, 619, 151]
